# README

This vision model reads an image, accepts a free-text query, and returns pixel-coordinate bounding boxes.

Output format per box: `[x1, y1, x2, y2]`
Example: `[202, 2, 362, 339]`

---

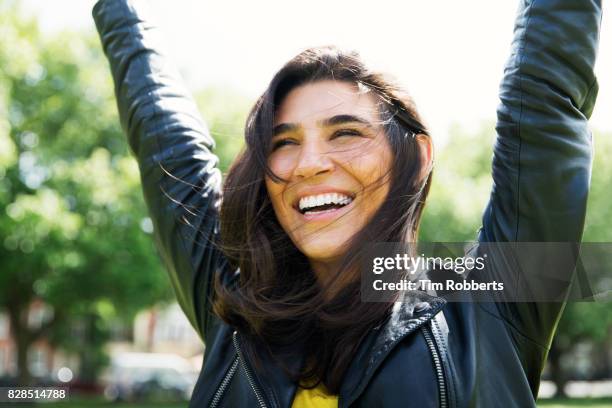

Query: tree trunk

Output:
[549, 340, 568, 398]
[78, 312, 110, 384]
[8, 305, 33, 386]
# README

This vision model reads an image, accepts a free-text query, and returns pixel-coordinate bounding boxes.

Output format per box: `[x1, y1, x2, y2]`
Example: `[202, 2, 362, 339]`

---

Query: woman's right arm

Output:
[93, 0, 227, 342]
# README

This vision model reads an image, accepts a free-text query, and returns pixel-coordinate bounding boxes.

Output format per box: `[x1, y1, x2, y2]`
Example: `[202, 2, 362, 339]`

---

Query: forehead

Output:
[274, 80, 381, 127]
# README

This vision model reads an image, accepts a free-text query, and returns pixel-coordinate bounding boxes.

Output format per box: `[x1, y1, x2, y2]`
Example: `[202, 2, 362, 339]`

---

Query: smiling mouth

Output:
[296, 193, 355, 215]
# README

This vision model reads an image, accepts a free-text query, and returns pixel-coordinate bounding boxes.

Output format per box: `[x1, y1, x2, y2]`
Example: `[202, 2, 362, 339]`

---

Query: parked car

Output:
[102, 352, 198, 402]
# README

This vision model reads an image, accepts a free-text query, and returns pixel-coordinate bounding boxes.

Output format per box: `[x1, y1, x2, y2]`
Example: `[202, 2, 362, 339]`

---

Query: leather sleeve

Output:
[93, 0, 227, 342]
[478, 0, 601, 347]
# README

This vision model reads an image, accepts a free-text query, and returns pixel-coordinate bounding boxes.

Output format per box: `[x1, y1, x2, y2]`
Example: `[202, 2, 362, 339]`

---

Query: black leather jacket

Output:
[93, 0, 601, 406]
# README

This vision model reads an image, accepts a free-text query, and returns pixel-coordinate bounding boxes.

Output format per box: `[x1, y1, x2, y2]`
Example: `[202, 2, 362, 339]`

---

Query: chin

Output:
[297, 236, 350, 264]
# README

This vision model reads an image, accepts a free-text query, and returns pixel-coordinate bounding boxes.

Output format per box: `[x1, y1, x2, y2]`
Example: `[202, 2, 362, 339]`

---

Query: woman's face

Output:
[265, 80, 393, 275]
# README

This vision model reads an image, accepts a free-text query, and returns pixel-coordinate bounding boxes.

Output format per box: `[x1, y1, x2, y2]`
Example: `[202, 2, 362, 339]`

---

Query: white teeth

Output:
[298, 193, 354, 212]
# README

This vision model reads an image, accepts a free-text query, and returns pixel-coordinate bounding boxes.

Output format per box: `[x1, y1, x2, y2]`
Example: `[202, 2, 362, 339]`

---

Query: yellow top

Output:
[292, 383, 338, 408]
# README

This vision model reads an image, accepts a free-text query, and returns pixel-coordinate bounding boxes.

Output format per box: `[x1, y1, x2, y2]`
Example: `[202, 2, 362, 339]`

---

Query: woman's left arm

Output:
[478, 0, 602, 346]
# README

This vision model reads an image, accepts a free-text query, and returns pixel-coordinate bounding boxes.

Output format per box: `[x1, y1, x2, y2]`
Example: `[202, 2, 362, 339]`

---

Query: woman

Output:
[93, 0, 601, 406]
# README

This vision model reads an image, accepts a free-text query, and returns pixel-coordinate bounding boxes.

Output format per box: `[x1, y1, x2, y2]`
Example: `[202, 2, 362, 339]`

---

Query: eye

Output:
[271, 138, 297, 151]
[331, 128, 363, 139]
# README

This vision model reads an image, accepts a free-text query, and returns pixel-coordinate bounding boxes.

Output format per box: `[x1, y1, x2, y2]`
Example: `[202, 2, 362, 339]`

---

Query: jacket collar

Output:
[237, 290, 446, 408]
[338, 291, 447, 407]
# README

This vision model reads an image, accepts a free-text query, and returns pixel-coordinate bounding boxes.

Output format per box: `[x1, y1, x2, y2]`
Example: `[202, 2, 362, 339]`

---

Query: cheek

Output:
[266, 154, 295, 216]
[265, 178, 283, 210]
[268, 150, 298, 179]
[265, 177, 294, 231]
[342, 140, 393, 189]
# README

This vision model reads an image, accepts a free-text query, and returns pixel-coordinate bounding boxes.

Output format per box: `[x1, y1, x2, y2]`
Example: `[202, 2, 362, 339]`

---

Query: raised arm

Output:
[93, 0, 227, 341]
[478, 0, 601, 343]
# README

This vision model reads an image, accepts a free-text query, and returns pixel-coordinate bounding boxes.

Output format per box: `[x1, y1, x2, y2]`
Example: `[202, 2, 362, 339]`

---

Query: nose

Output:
[294, 138, 334, 180]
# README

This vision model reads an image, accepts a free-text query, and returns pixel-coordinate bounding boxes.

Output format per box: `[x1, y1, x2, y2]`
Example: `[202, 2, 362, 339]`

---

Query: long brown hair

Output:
[213, 46, 433, 393]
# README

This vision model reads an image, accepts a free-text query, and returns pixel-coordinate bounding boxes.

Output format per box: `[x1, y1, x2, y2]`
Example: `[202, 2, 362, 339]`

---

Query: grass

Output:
[4, 395, 188, 408]
[10, 396, 611, 407]
[17, 402, 187, 408]
[40, 404, 185, 408]
[537, 398, 612, 408]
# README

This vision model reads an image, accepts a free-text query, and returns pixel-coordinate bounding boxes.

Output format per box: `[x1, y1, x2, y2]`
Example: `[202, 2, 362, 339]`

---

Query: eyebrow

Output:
[272, 114, 373, 137]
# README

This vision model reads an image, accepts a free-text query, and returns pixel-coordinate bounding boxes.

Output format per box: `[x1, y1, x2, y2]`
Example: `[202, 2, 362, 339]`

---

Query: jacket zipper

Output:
[422, 324, 448, 408]
[209, 356, 239, 408]
[232, 331, 269, 408]
[213, 327, 446, 407]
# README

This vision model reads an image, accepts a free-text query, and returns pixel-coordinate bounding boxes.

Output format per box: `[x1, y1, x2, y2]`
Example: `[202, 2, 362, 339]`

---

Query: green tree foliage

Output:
[194, 87, 249, 172]
[548, 130, 612, 397]
[0, 3, 172, 384]
[420, 122, 494, 242]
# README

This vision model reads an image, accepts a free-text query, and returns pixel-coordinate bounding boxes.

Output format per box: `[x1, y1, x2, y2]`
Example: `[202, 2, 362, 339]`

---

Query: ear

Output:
[415, 134, 433, 183]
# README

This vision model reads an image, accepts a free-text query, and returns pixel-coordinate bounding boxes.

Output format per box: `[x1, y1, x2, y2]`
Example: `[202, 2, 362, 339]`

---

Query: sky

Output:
[22, 0, 612, 142]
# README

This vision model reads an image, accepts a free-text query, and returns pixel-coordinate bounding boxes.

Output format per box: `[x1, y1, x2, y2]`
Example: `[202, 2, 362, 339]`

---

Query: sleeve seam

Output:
[514, 0, 538, 243]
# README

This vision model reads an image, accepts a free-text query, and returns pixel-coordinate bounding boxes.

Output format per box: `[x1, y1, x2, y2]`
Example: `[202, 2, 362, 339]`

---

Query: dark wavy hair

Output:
[213, 46, 433, 393]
